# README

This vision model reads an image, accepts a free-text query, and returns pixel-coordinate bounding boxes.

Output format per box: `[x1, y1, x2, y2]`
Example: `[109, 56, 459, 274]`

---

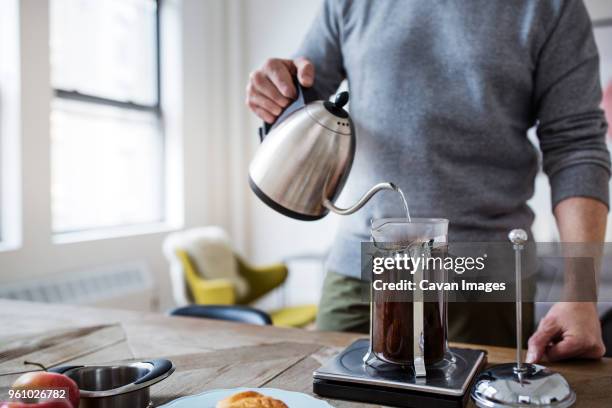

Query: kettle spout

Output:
[322, 182, 397, 216]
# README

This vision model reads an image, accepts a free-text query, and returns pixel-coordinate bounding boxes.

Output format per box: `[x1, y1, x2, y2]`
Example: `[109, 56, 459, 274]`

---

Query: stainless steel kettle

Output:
[248, 81, 397, 220]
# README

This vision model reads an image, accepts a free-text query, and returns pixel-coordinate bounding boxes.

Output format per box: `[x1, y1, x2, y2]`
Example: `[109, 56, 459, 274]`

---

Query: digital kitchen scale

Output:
[313, 339, 487, 408]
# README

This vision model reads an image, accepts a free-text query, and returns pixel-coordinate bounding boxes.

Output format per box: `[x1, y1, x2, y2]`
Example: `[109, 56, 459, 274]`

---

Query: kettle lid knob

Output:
[324, 91, 350, 119]
[334, 92, 349, 109]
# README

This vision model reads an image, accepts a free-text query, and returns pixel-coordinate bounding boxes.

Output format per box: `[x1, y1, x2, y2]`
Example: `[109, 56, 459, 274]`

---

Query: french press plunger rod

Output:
[510, 228, 528, 375]
[470, 229, 576, 408]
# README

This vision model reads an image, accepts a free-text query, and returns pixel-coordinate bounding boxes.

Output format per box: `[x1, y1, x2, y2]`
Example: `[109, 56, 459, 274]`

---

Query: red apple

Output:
[11, 370, 79, 408]
[0, 401, 72, 408]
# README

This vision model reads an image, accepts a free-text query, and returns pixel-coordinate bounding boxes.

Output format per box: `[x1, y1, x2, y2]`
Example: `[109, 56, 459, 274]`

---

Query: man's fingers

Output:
[247, 102, 276, 124]
[545, 336, 584, 362]
[248, 71, 291, 108]
[526, 316, 561, 363]
[294, 57, 314, 87]
[245, 56, 314, 120]
[546, 333, 605, 361]
[263, 58, 296, 99]
[246, 90, 283, 116]
[254, 107, 276, 124]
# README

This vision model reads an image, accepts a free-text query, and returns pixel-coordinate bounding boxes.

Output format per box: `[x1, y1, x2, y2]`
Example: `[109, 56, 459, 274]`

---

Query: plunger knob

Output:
[508, 229, 527, 246]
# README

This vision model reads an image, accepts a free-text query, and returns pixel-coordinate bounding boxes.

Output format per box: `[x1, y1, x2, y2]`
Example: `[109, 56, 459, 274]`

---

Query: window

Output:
[50, 0, 163, 234]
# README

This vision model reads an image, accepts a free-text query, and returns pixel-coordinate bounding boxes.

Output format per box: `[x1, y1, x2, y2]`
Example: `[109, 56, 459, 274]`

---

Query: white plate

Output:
[160, 387, 334, 408]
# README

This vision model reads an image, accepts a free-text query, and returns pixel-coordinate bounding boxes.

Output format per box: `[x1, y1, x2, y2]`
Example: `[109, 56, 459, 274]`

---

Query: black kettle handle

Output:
[258, 78, 318, 141]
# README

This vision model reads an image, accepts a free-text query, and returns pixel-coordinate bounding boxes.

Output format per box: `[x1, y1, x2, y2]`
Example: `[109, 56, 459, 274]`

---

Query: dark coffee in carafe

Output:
[372, 300, 446, 365]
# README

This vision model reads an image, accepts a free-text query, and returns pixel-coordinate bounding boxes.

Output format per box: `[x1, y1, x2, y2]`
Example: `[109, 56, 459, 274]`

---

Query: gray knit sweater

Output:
[296, 0, 610, 277]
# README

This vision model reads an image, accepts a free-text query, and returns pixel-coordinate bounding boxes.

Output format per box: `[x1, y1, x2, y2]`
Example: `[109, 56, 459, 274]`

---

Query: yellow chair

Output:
[176, 249, 317, 328]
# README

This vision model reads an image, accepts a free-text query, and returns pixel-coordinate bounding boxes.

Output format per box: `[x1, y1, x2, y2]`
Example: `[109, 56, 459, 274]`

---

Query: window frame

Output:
[50, 0, 166, 236]
[52, 0, 162, 116]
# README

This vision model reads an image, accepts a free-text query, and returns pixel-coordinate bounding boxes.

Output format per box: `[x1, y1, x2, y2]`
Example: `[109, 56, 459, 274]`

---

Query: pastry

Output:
[216, 390, 288, 408]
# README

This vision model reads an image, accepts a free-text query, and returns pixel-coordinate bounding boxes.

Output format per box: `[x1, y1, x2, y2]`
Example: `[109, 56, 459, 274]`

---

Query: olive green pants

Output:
[317, 271, 534, 348]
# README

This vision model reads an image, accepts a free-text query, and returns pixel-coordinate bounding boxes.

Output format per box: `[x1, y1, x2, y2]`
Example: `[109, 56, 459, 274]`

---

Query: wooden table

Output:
[0, 300, 611, 407]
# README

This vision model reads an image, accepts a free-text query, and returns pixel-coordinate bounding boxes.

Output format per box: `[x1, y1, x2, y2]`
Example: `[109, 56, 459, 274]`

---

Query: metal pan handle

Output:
[135, 359, 174, 385]
[49, 360, 175, 398]
[48, 365, 83, 374]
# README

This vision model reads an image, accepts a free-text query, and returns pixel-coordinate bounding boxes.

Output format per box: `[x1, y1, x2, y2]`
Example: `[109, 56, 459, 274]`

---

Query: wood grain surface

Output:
[0, 300, 610, 407]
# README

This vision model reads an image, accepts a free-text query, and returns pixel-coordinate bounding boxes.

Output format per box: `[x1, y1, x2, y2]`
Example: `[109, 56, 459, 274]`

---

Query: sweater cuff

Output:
[550, 163, 610, 210]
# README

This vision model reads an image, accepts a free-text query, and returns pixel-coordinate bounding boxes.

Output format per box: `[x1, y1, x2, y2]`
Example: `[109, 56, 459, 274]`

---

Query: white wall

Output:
[241, 0, 339, 266]
[238, 0, 339, 307]
[586, 0, 612, 20]
[0, 0, 21, 252]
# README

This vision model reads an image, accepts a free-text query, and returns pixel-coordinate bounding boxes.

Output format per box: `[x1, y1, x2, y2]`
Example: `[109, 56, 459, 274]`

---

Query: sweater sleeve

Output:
[294, 0, 346, 99]
[534, 0, 610, 209]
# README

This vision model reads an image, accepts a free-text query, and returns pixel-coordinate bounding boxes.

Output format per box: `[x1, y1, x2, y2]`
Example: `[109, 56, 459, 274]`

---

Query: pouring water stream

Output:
[396, 187, 411, 222]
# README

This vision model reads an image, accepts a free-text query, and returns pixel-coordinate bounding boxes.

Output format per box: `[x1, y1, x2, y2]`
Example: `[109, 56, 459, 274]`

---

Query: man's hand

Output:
[527, 196, 608, 363]
[246, 57, 314, 124]
[527, 302, 605, 362]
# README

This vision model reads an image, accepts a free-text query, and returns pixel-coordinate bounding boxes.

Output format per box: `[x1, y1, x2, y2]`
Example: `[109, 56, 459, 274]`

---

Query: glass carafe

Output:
[369, 218, 449, 367]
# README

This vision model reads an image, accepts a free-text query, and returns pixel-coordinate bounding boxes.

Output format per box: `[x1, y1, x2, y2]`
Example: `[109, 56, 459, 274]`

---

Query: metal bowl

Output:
[51, 359, 174, 408]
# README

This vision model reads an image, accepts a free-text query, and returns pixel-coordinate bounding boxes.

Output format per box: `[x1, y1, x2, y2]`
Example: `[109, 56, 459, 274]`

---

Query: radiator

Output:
[0, 262, 157, 311]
